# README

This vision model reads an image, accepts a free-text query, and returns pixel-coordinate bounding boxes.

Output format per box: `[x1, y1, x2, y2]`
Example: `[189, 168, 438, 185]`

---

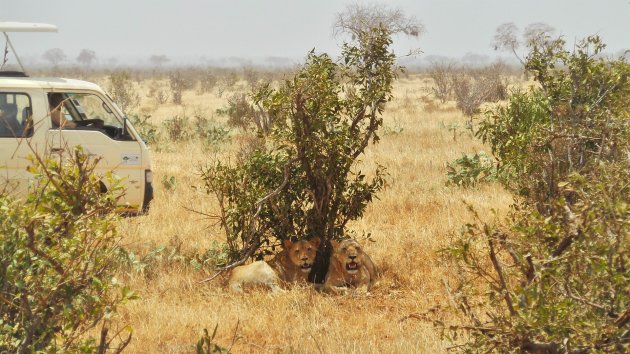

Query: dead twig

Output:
[488, 239, 516, 316]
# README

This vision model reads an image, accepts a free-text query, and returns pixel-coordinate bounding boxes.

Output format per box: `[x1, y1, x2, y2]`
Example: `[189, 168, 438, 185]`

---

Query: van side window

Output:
[0, 92, 33, 138]
[46, 92, 133, 141]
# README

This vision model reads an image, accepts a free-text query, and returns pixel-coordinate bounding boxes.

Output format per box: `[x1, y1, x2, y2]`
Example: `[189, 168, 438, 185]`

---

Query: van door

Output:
[45, 91, 146, 209]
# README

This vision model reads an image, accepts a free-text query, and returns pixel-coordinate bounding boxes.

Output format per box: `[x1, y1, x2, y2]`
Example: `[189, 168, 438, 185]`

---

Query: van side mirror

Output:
[119, 116, 134, 141]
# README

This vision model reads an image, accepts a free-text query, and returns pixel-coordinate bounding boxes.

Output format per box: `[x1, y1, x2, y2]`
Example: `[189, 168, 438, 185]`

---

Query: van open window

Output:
[0, 92, 33, 138]
[47, 92, 134, 141]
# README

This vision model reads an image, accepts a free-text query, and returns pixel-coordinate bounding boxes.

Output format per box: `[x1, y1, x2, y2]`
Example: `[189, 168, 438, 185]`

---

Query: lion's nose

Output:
[349, 255, 357, 260]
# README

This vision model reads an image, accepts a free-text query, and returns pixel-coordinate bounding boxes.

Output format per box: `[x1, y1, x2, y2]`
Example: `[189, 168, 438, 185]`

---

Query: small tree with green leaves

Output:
[0, 147, 135, 352]
[201, 27, 395, 282]
[441, 36, 630, 353]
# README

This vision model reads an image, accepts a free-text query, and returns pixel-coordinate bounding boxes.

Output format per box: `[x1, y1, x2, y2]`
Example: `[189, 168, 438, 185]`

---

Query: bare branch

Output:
[333, 3, 424, 40]
[488, 239, 516, 316]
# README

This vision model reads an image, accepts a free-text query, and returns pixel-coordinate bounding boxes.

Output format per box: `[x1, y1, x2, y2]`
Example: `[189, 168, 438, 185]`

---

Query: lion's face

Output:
[332, 239, 365, 275]
[284, 239, 320, 273]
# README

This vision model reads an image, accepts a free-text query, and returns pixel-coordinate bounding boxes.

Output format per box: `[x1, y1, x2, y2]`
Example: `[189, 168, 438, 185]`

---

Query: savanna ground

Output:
[108, 72, 513, 353]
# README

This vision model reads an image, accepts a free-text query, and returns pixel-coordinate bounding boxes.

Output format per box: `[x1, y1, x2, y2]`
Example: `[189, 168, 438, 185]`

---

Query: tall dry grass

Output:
[114, 73, 513, 353]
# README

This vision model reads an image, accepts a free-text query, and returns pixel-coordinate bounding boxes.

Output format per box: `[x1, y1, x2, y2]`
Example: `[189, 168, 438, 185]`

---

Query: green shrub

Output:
[0, 148, 135, 352]
[163, 114, 193, 142]
[193, 114, 230, 147]
[441, 36, 630, 353]
[446, 151, 497, 187]
[129, 114, 160, 145]
[201, 28, 395, 282]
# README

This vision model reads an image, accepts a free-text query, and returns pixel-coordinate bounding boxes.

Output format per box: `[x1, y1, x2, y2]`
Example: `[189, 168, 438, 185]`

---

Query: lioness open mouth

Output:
[300, 263, 312, 272]
[346, 261, 359, 274]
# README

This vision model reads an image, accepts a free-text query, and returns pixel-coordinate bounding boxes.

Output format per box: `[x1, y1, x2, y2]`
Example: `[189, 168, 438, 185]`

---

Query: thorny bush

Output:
[201, 27, 395, 282]
[441, 36, 630, 353]
[0, 147, 135, 353]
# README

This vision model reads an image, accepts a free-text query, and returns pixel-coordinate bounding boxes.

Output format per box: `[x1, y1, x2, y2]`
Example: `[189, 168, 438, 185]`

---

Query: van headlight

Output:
[145, 170, 153, 184]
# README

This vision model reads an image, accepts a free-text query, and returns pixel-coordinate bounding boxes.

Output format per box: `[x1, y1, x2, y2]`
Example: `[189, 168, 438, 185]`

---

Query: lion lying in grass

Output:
[228, 238, 320, 293]
[323, 239, 377, 294]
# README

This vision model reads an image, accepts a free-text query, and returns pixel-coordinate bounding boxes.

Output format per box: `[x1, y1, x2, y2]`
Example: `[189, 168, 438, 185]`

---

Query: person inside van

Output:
[49, 93, 77, 128]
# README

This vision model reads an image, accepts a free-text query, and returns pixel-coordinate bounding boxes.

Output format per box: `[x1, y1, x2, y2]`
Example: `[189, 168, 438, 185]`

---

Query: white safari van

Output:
[0, 22, 153, 212]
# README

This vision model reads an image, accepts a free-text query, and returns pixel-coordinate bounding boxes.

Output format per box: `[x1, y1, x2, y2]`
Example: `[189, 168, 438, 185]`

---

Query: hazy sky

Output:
[2, 0, 629, 65]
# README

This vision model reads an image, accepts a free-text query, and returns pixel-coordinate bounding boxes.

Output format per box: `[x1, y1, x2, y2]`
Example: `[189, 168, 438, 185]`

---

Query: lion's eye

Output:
[341, 247, 347, 252]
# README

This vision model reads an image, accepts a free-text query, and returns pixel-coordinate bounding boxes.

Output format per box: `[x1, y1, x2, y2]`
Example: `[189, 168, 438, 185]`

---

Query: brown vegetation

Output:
[97, 69, 513, 353]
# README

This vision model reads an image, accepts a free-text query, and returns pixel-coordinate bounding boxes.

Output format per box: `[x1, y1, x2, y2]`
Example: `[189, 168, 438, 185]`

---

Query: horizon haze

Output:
[1, 0, 629, 67]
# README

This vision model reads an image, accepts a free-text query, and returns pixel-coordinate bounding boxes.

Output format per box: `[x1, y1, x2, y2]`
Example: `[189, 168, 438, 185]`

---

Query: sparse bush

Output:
[193, 114, 230, 147]
[217, 90, 273, 134]
[451, 73, 482, 117]
[198, 70, 218, 95]
[169, 71, 195, 105]
[147, 80, 170, 105]
[441, 36, 630, 353]
[216, 93, 255, 131]
[451, 64, 507, 117]
[216, 72, 239, 97]
[163, 114, 193, 142]
[474, 62, 508, 102]
[242, 66, 260, 87]
[0, 147, 134, 352]
[108, 71, 140, 113]
[428, 62, 454, 103]
[129, 114, 160, 145]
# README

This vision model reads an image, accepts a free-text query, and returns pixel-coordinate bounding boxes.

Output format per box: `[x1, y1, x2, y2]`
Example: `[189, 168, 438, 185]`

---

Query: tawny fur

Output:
[323, 239, 377, 294]
[228, 238, 320, 293]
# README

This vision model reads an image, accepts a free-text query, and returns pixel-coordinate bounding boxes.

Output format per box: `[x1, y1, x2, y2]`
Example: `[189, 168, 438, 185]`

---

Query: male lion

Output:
[323, 239, 377, 294]
[228, 238, 320, 293]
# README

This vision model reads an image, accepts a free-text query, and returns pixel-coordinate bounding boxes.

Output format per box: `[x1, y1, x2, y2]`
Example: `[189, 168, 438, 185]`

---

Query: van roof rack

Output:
[1, 22, 58, 76]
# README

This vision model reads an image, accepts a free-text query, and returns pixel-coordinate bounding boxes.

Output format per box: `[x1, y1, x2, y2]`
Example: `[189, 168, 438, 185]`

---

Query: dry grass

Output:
[114, 74, 513, 353]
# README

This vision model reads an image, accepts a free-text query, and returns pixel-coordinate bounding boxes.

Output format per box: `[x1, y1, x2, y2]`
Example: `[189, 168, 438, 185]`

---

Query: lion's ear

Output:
[283, 239, 293, 249]
[330, 240, 339, 250]
[311, 238, 321, 248]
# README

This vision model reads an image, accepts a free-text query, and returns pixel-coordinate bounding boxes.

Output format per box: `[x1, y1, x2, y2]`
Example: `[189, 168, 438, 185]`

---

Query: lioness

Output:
[323, 239, 377, 294]
[228, 238, 320, 293]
